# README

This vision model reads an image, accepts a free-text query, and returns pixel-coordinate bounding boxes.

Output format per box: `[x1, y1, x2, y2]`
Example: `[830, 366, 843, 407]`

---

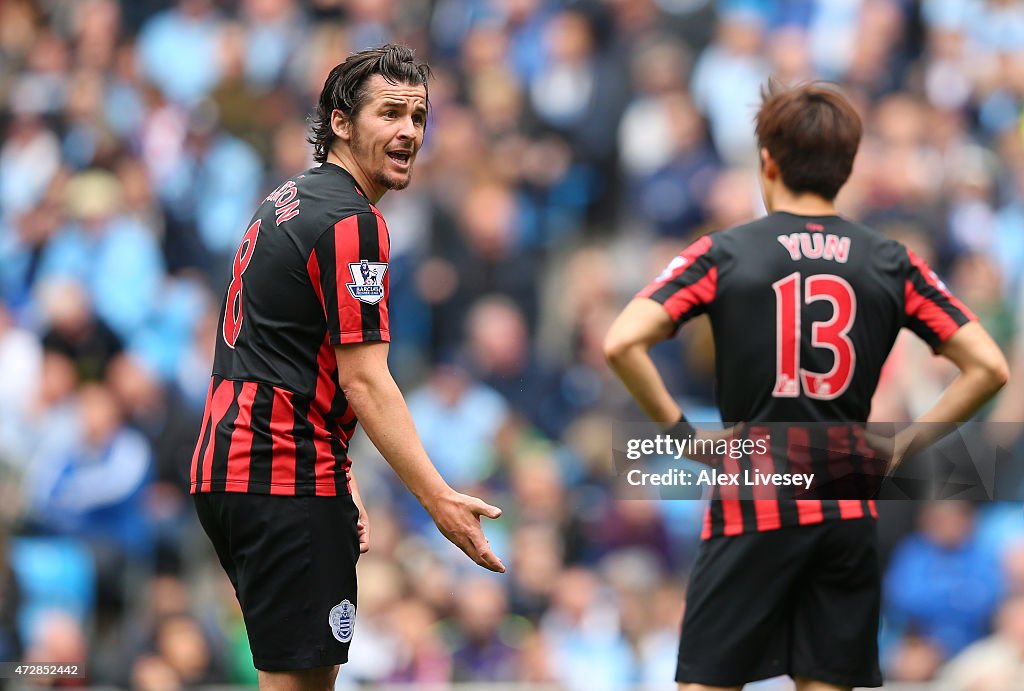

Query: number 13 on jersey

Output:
[772, 272, 856, 400]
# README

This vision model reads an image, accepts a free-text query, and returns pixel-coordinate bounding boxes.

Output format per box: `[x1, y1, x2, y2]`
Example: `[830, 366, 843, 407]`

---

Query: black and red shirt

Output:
[190, 163, 390, 496]
[639, 212, 976, 538]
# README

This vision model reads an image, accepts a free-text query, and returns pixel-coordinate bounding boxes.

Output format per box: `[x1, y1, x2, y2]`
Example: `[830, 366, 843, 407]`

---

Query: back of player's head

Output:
[754, 81, 862, 201]
[308, 43, 432, 163]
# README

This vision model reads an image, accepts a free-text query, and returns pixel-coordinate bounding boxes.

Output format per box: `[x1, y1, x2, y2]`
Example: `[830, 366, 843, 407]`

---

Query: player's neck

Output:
[326, 150, 385, 204]
[768, 188, 837, 217]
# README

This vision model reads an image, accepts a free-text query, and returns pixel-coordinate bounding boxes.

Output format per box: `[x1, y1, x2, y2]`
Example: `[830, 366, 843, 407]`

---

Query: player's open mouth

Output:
[387, 151, 411, 165]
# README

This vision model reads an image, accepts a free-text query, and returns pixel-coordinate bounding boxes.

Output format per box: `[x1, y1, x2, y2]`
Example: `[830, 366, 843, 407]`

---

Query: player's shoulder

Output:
[835, 217, 913, 268]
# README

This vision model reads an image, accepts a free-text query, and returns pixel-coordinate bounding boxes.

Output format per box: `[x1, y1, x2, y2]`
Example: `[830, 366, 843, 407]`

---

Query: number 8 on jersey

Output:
[223, 219, 262, 348]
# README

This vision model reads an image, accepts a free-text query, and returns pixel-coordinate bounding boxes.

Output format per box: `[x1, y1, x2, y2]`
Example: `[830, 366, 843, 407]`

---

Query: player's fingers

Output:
[357, 519, 370, 553]
[458, 526, 505, 572]
[473, 499, 502, 520]
[477, 549, 506, 573]
[470, 538, 505, 573]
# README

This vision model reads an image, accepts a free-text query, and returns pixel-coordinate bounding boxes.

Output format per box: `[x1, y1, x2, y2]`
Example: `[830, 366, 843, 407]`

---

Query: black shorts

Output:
[676, 517, 882, 688]
[193, 491, 360, 672]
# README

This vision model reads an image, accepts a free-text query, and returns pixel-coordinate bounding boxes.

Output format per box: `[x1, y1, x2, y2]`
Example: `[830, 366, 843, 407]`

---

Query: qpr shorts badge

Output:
[329, 599, 356, 643]
[347, 260, 388, 304]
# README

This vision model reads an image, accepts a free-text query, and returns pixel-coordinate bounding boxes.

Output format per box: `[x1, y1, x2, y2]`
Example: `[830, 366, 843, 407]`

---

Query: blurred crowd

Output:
[0, 0, 1023, 688]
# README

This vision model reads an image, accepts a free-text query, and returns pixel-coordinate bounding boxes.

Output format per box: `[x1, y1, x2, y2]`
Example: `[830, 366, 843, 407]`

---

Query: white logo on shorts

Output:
[329, 599, 356, 643]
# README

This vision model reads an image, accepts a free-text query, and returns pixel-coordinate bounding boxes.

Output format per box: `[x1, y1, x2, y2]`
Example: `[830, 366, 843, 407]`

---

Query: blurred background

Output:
[0, 0, 1022, 689]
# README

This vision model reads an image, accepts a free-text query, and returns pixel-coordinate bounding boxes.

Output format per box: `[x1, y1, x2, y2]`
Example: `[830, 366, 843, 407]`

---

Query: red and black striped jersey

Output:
[638, 212, 976, 538]
[190, 163, 390, 496]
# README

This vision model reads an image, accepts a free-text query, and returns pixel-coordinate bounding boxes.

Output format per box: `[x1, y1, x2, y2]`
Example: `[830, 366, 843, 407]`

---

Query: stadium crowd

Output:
[0, 0, 1023, 688]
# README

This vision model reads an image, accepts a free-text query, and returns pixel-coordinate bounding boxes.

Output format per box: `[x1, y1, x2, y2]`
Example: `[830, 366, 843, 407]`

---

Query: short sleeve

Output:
[307, 211, 391, 344]
[637, 234, 719, 329]
[903, 247, 975, 351]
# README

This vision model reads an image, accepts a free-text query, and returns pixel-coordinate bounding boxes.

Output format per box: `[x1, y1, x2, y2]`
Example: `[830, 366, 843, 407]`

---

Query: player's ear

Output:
[760, 148, 778, 180]
[331, 109, 352, 142]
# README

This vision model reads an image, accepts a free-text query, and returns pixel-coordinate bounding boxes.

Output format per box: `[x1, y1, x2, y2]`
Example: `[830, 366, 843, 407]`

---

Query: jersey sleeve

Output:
[307, 211, 391, 345]
[902, 247, 976, 351]
[637, 234, 719, 330]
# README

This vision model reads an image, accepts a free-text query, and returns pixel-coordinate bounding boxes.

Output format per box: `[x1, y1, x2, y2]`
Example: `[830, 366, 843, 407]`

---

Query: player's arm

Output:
[604, 236, 733, 462]
[334, 341, 505, 573]
[886, 248, 1010, 465]
[604, 299, 733, 463]
[603, 298, 681, 423]
[893, 322, 1009, 463]
[312, 213, 503, 572]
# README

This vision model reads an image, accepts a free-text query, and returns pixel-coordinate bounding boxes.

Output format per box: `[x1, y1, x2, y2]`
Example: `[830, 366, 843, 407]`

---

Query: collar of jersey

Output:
[319, 162, 368, 198]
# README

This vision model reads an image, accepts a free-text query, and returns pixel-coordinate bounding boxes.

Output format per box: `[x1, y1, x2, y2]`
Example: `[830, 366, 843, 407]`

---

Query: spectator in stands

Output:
[884, 501, 1004, 662]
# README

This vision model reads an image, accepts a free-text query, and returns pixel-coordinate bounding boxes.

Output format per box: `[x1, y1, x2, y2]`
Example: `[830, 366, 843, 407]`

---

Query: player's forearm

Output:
[606, 343, 681, 424]
[342, 373, 452, 508]
[900, 365, 1008, 457]
[897, 323, 1010, 457]
[605, 298, 681, 424]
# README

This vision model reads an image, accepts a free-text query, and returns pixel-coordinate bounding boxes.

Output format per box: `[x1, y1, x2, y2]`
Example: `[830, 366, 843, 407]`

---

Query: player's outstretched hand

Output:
[428, 490, 505, 573]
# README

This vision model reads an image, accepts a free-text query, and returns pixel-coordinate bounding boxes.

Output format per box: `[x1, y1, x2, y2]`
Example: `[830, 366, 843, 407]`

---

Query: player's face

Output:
[348, 75, 427, 194]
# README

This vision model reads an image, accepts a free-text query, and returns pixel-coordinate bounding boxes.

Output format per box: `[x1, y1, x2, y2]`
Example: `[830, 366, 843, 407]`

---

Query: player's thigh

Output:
[791, 518, 882, 688]
[209, 492, 361, 672]
[258, 665, 339, 691]
[676, 530, 812, 686]
[793, 676, 850, 691]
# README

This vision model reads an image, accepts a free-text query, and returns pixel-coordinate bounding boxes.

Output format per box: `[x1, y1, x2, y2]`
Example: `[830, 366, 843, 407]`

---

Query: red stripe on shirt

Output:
[662, 268, 718, 323]
[307, 249, 327, 319]
[827, 426, 864, 519]
[225, 381, 258, 488]
[907, 249, 977, 320]
[838, 499, 865, 519]
[749, 426, 781, 531]
[701, 504, 712, 540]
[269, 388, 297, 494]
[796, 500, 825, 525]
[789, 426, 824, 525]
[853, 425, 885, 502]
[310, 334, 339, 495]
[333, 215, 362, 338]
[374, 210, 390, 336]
[190, 378, 215, 489]
[639, 235, 714, 298]
[720, 454, 744, 536]
[201, 379, 236, 492]
[905, 280, 963, 342]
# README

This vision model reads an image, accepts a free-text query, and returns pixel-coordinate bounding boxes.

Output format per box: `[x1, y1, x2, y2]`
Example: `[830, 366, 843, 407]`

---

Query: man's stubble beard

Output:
[351, 126, 412, 192]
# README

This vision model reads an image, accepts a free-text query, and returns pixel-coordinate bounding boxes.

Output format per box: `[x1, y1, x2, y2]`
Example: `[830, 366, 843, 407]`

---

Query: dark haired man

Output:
[605, 82, 1008, 691]
[190, 44, 505, 691]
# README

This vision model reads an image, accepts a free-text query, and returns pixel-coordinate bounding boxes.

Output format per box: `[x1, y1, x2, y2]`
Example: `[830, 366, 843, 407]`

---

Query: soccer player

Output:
[604, 82, 1009, 691]
[189, 44, 504, 691]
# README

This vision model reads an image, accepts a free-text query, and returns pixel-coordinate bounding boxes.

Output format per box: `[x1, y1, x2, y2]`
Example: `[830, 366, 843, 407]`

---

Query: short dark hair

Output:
[754, 81, 862, 201]
[308, 44, 432, 164]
